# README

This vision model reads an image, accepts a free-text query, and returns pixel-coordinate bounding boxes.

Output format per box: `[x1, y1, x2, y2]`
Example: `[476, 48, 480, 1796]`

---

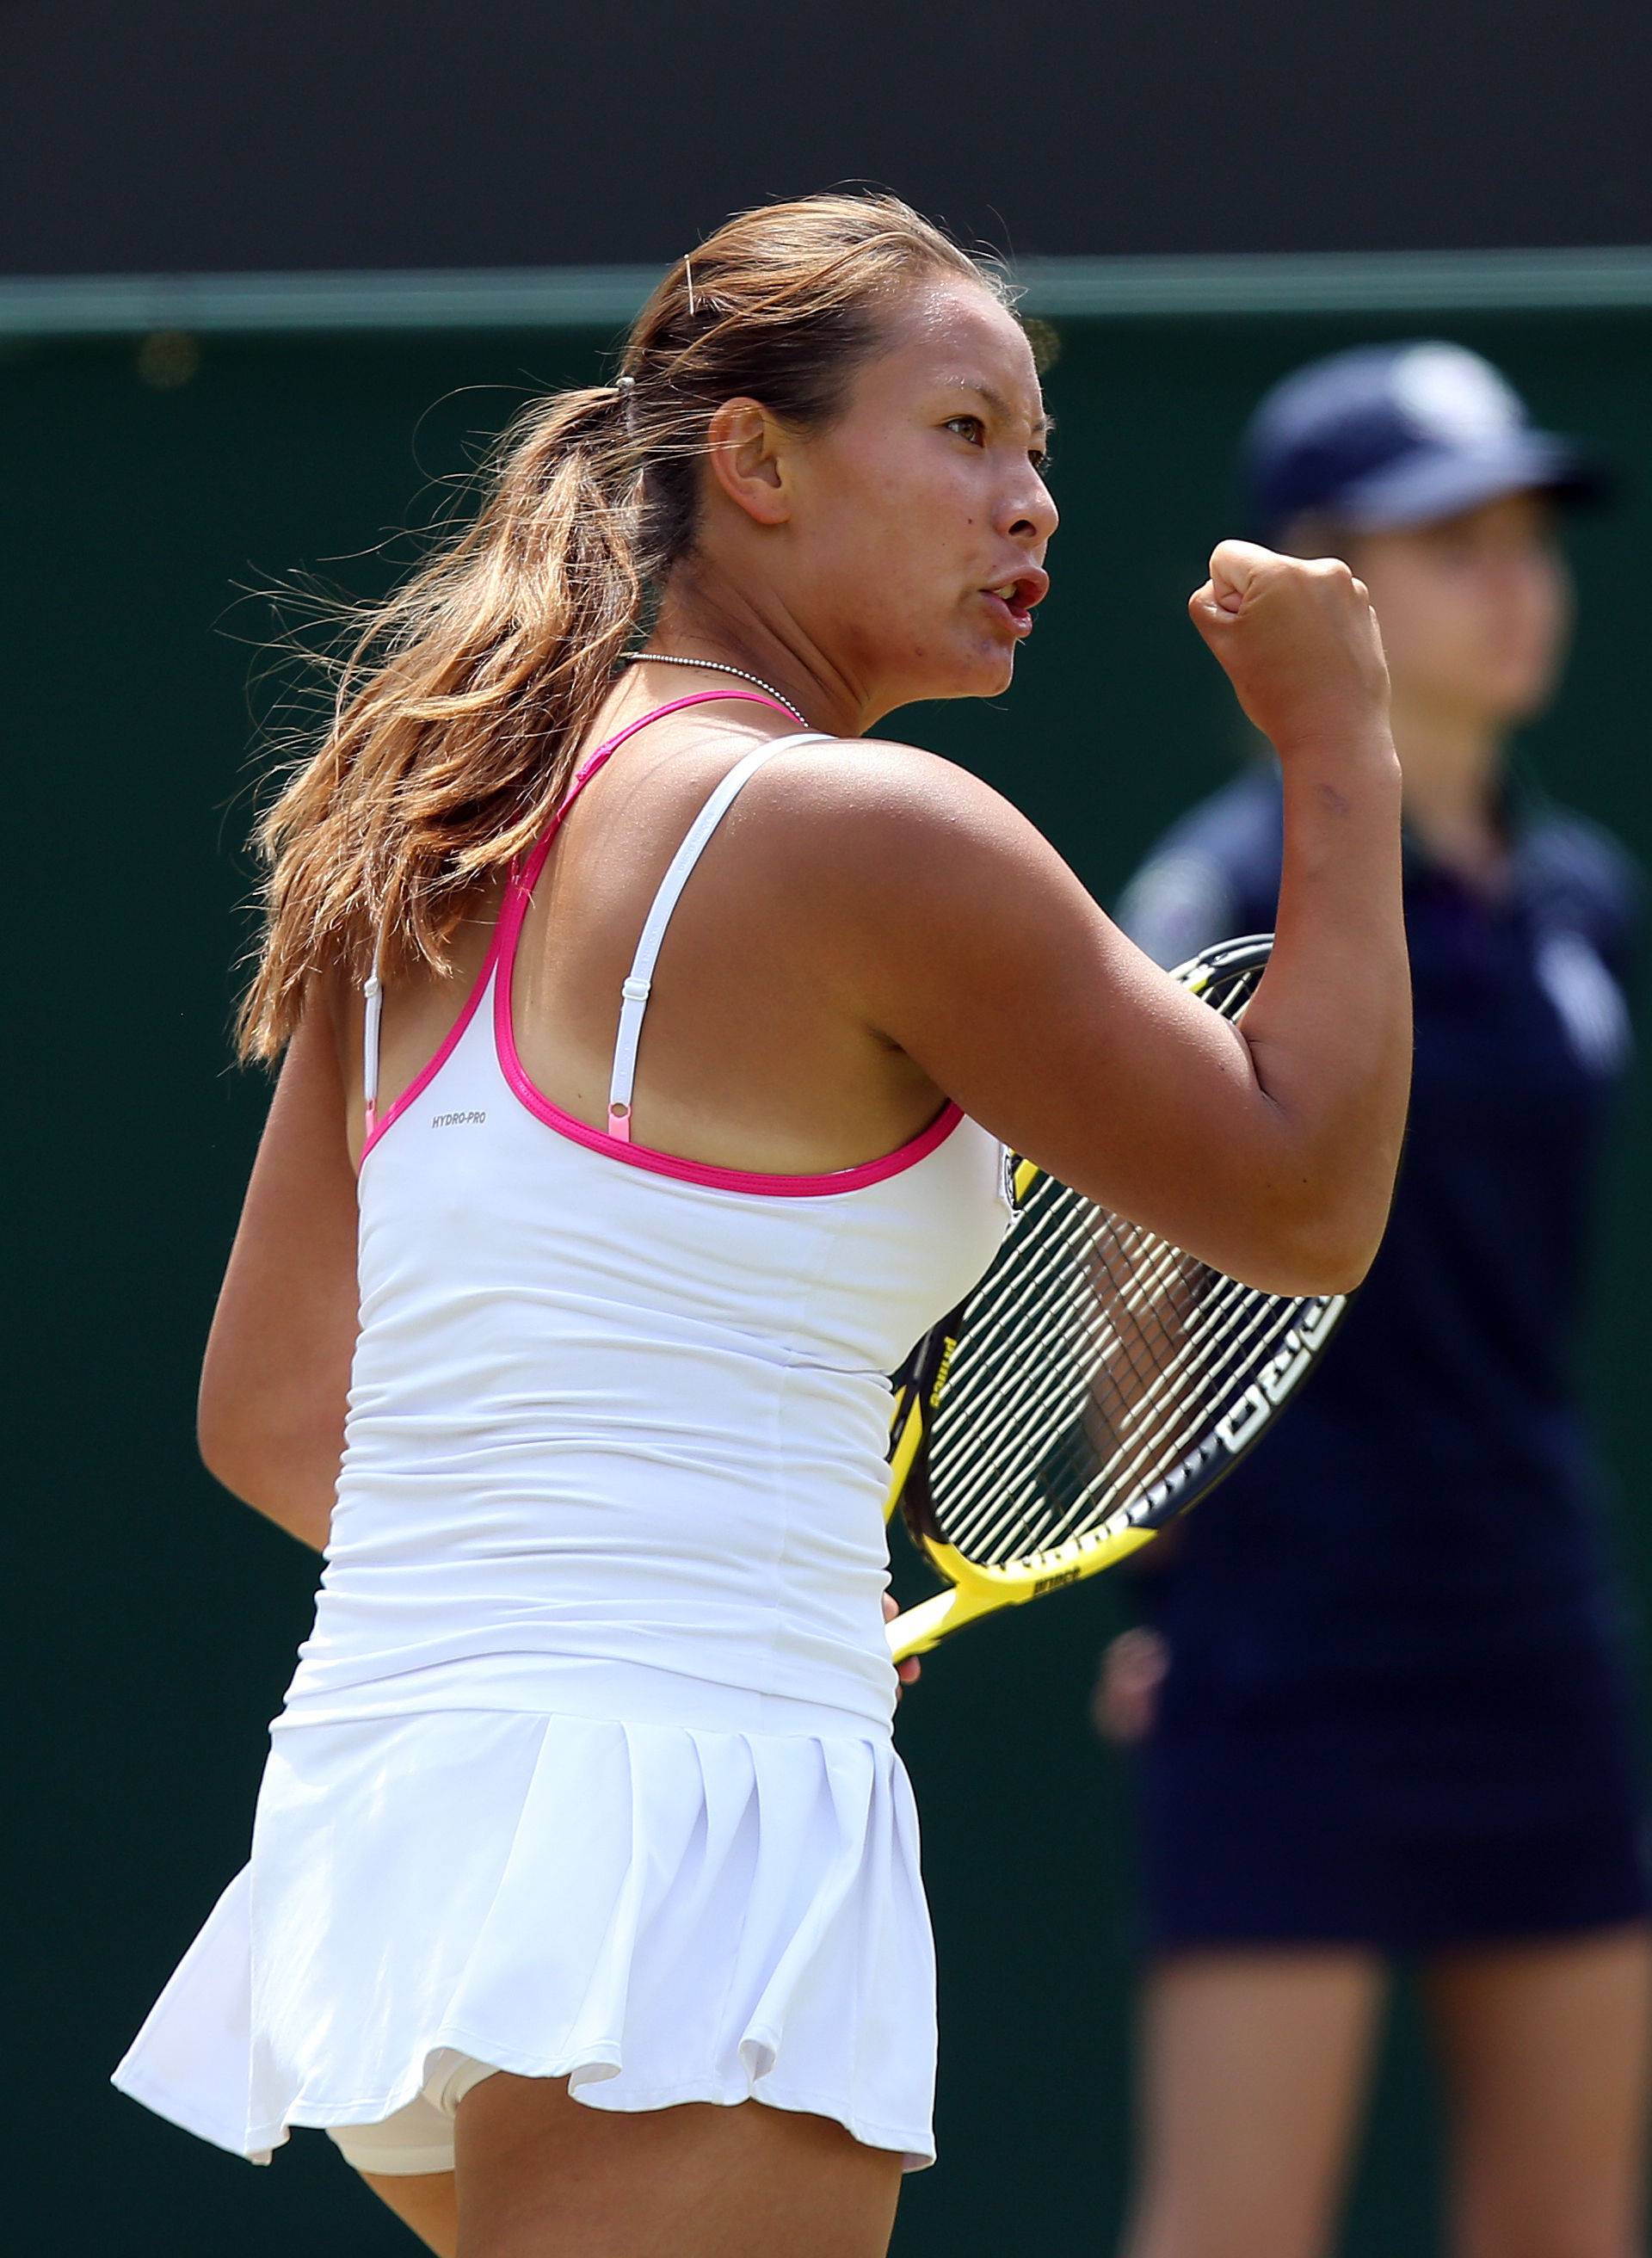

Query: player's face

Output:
[1348, 492, 1571, 729]
[784, 281, 1057, 716]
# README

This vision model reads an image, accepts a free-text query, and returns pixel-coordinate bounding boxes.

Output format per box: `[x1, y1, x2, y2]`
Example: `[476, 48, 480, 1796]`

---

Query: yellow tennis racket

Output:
[883, 935, 1346, 1664]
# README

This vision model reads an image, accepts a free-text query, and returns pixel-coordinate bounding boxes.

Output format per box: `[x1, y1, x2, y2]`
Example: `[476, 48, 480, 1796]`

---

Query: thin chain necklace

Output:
[622, 651, 808, 726]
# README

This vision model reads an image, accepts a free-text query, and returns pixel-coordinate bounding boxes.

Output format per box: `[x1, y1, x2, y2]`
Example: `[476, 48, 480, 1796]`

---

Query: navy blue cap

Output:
[1242, 342, 1609, 544]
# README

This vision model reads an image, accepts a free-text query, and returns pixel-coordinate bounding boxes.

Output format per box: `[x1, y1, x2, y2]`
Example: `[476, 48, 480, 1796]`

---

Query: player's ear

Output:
[706, 398, 792, 527]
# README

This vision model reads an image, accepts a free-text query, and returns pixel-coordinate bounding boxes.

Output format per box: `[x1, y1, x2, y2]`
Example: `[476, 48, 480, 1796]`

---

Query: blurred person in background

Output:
[1100, 342, 1651, 2258]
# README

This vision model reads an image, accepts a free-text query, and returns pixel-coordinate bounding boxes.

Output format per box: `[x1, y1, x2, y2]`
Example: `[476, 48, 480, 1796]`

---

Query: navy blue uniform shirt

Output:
[1115, 766, 1643, 1681]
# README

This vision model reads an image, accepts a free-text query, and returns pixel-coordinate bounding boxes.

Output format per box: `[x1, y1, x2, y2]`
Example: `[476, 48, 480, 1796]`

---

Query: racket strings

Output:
[944, 1188, 1201, 1420]
[961, 1292, 1295, 1570]
[937, 1268, 1285, 1565]
[920, 957, 1316, 1571]
[946, 1197, 1229, 1437]
[942, 1240, 1224, 1508]
[934, 1235, 1200, 1525]
[934, 1240, 1288, 1564]
[942, 1221, 1280, 1521]
[935, 955, 1257, 1414]
[1046, 1277, 1287, 1539]
[935, 1173, 1242, 1485]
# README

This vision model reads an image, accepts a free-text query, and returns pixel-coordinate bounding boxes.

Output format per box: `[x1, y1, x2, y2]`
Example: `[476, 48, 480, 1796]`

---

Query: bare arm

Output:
[196, 980, 361, 1551]
[816, 545, 1409, 1294]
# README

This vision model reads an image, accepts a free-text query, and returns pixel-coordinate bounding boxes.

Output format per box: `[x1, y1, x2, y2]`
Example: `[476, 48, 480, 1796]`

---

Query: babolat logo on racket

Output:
[1032, 1564, 1082, 1596]
[928, 1336, 961, 1406]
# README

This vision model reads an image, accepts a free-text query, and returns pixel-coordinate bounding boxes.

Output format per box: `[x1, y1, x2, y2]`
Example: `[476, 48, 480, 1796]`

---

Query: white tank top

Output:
[280, 695, 1013, 1734]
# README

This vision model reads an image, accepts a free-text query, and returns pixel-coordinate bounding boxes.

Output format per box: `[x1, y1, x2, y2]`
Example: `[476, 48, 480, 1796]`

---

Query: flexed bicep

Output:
[812, 731, 1402, 1296]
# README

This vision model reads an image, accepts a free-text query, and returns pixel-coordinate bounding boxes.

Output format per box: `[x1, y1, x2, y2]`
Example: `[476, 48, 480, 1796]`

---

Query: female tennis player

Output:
[112, 194, 1409, 2258]
[1103, 342, 1649, 2258]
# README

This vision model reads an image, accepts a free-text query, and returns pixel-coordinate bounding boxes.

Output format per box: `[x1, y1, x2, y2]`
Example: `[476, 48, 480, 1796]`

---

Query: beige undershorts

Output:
[326, 2053, 501, 2176]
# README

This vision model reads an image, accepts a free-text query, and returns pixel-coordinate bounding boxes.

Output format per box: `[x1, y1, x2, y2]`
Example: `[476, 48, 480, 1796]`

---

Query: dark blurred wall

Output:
[5, 0, 1650, 274]
[13, 282, 1648, 2254]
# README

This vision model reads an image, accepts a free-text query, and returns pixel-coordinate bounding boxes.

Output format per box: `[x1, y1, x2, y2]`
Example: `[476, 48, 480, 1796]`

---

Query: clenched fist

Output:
[1188, 540, 1390, 759]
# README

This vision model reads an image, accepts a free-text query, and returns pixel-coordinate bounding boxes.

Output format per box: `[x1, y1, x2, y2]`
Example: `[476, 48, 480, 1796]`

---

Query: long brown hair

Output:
[236, 192, 1008, 1062]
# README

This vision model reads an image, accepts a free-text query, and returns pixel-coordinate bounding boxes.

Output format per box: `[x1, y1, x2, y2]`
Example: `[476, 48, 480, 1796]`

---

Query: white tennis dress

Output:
[113, 694, 1012, 2175]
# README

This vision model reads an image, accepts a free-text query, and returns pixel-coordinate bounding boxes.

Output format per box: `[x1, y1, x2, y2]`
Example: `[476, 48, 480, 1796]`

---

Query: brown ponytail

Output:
[235, 192, 1008, 1062]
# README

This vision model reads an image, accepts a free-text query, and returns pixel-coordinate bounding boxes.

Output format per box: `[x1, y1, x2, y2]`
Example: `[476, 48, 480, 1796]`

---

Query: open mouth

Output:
[980, 571, 1050, 633]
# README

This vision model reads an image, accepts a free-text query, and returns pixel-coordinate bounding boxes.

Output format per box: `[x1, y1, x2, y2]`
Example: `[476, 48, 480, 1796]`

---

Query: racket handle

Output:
[886, 1582, 1004, 1663]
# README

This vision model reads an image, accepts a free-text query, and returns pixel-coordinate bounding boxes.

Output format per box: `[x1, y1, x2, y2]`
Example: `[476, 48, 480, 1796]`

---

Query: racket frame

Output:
[881, 938, 1347, 1663]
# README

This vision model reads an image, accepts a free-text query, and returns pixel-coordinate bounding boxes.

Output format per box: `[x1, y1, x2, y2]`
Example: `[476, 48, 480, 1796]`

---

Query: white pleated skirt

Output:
[111, 1666, 937, 2172]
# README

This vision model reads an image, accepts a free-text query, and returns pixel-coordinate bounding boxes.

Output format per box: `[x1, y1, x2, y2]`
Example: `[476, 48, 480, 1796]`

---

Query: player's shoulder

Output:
[761, 731, 1035, 861]
[749, 731, 1088, 966]
[774, 731, 1003, 809]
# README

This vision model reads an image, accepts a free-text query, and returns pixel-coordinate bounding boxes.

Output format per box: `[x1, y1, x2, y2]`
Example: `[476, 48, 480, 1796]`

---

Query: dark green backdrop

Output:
[14, 274, 1649, 2255]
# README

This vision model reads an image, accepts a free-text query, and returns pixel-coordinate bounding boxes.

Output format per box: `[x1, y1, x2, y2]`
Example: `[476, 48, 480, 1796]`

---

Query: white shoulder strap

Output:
[607, 731, 827, 1140]
[362, 959, 385, 1132]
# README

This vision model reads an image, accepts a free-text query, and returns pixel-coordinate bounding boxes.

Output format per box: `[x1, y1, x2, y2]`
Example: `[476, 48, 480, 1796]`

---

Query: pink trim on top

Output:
[492, 694, 968, 1199]
[359, 692, 793, 1165]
